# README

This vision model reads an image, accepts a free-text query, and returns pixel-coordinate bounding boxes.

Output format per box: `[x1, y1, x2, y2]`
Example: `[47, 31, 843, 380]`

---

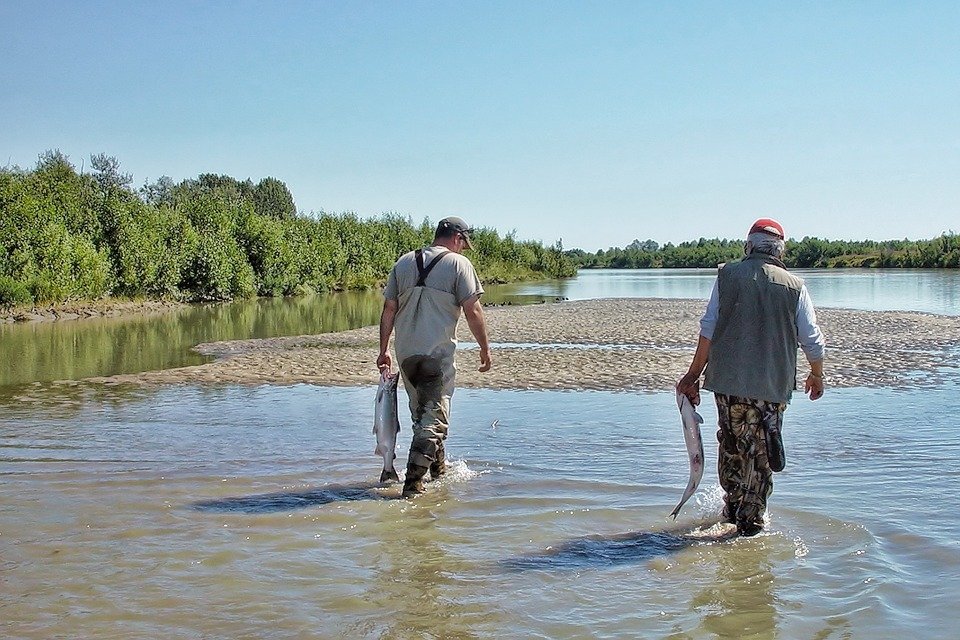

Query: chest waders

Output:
[396, 249, 457, 496]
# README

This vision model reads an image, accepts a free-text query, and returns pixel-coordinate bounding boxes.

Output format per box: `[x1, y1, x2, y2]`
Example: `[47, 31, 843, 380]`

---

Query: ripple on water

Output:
[3, 383, 960, 639]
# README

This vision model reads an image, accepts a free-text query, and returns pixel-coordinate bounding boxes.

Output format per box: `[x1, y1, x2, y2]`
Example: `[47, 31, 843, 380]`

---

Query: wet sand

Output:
[85, 298, 960, 392]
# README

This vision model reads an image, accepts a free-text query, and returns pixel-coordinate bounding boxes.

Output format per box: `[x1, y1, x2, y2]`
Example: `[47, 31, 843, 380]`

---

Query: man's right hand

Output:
[377, 352, 392, 373]
[676, 372, 701, 406]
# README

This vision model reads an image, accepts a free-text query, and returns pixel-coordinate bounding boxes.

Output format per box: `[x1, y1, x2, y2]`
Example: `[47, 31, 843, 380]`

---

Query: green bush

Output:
[237, 211, 298, 296]
[0, 276, 32, 307]
[181, 233, 256, 301]
[2, 152, 580, 306]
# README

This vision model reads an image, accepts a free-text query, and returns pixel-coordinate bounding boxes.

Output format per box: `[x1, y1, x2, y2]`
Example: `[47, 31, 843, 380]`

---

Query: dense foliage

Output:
[0, 152, 575, 307]
[568, 234, 960, 270]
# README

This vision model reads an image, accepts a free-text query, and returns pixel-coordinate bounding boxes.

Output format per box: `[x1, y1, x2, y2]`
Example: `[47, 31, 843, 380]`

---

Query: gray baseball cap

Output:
[436, 216, 474, 248]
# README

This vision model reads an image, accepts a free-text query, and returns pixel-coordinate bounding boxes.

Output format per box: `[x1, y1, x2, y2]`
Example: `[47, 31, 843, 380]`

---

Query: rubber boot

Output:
[429, 443, 447, 480]
[401, 463, 429, 498]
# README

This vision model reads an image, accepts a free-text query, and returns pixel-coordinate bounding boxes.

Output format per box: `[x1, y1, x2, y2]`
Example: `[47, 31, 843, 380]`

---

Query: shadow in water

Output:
[501, 518, 738, 571]
[191, 482, 394, 514]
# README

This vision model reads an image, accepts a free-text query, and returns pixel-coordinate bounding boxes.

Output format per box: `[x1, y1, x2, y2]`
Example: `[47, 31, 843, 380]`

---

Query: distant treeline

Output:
[568, 234, 960, 270]
[0, 151, 575, 307]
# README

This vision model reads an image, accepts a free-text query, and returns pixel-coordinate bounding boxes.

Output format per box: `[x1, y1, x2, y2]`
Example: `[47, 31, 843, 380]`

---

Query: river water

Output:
[2, 269, 959, 639]
[491, 268, 960, 316]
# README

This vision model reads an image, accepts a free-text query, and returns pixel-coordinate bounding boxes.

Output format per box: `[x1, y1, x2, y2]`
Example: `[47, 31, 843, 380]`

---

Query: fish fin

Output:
[670, 506, 680, 519]
[380, 467, 400, 483]
[375, 444, 383, 456]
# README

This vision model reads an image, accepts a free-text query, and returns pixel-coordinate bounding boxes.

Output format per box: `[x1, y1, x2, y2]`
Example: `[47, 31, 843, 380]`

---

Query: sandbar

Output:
[86, 298, 960, 392]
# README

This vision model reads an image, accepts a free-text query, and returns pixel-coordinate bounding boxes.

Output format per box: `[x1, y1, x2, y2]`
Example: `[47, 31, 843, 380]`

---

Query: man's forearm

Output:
[379, 303, 397, 355]
[686, 335, 712, 378]
[464, 311, 489, 349]
[462, 297, 489, 349]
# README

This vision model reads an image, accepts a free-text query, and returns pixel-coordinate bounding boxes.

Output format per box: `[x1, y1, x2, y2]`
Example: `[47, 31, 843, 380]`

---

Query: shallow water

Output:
[3, 382, 958, 639]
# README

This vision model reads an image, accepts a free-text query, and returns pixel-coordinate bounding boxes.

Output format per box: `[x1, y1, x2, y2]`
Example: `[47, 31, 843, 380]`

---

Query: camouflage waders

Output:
[714, 393, 786, 536]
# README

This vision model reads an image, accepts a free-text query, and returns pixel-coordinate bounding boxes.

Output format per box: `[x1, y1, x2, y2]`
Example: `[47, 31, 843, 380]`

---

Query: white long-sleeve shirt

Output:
[699, 280, 826, 362]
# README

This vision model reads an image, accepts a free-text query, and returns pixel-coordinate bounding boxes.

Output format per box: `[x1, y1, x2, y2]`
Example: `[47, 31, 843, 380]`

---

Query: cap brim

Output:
[751, 226, 784, 239]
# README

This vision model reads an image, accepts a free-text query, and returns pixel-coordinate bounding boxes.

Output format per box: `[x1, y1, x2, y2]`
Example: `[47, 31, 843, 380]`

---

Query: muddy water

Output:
[3, 382, 958, 639]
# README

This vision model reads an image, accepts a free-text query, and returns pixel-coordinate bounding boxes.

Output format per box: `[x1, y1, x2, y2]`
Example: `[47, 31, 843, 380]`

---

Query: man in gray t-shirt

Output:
[378, 216, 492, 498]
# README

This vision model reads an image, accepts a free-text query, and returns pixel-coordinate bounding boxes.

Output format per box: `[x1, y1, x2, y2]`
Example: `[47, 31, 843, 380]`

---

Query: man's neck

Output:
[431, 238, 459, 253]
[746, 251, 787, 269]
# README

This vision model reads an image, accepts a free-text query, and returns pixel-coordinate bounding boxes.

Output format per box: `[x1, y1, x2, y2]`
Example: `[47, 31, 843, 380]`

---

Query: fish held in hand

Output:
[671, 390, 705, 519]
[374, 371, 401, 483]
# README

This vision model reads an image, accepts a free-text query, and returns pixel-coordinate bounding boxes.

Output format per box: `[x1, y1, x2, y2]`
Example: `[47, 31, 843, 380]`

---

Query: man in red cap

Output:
[378, 216, 492, 497]
[677, 217, 825, 536]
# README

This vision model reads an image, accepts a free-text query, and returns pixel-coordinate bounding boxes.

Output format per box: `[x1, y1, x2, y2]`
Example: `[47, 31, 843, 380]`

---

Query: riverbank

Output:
[84, 298, 960, 392]
[1, 298, 185, 323]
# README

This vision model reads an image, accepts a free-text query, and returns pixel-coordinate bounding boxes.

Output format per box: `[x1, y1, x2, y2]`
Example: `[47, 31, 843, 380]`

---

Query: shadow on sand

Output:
[191, 482, 395, 514]
[501, 518, 738, 571]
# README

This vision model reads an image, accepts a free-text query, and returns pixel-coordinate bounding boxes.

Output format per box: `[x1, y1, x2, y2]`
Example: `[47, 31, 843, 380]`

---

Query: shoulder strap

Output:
[415, 249, 451, 287]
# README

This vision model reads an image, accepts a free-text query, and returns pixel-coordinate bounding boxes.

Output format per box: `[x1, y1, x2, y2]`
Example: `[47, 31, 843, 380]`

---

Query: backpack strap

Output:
[415, 249, 451, 287]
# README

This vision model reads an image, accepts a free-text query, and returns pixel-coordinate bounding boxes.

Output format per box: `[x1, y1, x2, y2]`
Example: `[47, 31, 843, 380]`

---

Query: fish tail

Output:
[380, 467, 400, 483]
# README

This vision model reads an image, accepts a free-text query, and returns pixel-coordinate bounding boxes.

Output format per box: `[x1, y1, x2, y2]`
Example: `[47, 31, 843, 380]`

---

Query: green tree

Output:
[253, 177, 297, 219]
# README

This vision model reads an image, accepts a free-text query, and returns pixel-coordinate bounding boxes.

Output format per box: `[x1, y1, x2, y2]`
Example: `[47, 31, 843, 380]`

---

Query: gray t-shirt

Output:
[384, 247, 484, 365]
[383, 246, 483, 304]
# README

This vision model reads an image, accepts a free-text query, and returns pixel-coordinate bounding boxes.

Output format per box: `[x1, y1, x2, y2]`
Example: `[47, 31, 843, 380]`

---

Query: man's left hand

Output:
[478, 347, 492, 372]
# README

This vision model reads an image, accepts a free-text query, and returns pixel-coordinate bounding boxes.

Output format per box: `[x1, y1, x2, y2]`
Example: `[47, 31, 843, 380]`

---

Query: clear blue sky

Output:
[2, 1, 958, 251]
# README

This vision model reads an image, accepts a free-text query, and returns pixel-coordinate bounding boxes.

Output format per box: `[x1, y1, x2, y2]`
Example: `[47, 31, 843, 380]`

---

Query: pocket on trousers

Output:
[766, 425, 786, 472]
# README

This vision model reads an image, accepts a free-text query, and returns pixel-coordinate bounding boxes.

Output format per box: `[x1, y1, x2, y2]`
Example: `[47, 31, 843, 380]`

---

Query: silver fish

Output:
[671, 390, 705, 519]
[373, 371, 401, 483]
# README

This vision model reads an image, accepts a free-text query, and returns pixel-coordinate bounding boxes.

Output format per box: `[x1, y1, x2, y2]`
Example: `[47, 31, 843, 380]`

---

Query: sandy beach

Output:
[85, 298, 960, 392]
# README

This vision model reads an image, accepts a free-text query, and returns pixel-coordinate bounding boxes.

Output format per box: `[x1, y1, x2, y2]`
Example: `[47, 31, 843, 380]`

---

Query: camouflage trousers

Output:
[714, 393, 786, 535]
[399, 354, 454, 469]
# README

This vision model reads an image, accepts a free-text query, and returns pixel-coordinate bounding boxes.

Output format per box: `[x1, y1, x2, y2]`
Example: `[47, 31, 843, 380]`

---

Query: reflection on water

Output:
[692, 539, 779, 639]
[0, 290, 384, 387]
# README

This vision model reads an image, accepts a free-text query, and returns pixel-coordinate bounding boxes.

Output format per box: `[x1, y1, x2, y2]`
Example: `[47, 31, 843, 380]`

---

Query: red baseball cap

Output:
[749, 218, 785, 239]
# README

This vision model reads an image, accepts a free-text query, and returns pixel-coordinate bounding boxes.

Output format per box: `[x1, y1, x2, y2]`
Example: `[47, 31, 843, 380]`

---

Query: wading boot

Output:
[401, 463, 429, 498]
[735, 502, 765, 537]
[721, 498, 737, 525]
[429, 443, 447, 481]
